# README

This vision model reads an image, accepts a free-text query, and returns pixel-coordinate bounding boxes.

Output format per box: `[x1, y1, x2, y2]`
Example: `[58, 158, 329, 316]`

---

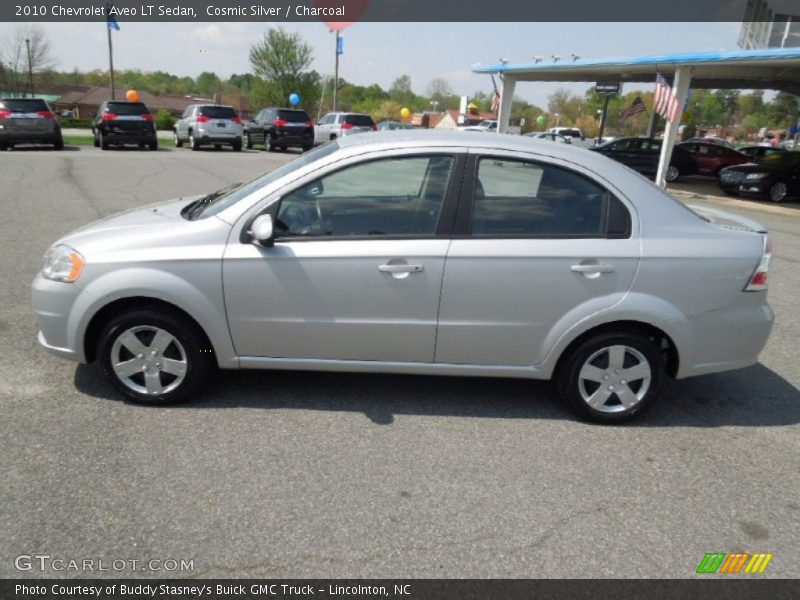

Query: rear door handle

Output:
[379, 264, 424, 273]
[571, 264, 615, 273]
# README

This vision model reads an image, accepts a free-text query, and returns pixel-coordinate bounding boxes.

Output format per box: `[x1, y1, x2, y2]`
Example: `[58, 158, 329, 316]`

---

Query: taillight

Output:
[232, 116, 242, 124]
[341, 122, 354, 130]
[306, 120, 315, 127]
[37, 111, 54, 119]
[0, 109, 10, 119]
[745, 236, 773, 292]
[101, 113, 118, 121]
[197, 115, 211, 123]
[273, 118, 287, 127]
[141, 113, 154, 122]
[370, 123, 377, 131]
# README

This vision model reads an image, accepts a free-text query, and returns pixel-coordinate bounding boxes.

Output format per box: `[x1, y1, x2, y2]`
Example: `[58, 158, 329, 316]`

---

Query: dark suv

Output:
[244, 107, 314, 152]
[91, 100, 157, 150]
[0, 98, 63, 150]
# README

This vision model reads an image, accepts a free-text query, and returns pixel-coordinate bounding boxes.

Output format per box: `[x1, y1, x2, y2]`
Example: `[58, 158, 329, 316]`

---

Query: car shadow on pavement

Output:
[74, 362, 799, 427]
[5, 145, 80, 152]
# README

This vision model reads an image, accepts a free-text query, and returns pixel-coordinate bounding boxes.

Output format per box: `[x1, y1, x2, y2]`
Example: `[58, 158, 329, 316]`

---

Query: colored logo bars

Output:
[696, 552, 773, 574]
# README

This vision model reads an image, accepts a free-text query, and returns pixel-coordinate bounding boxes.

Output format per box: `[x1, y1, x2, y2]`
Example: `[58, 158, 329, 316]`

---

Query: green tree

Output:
[249, 27, 318, 109]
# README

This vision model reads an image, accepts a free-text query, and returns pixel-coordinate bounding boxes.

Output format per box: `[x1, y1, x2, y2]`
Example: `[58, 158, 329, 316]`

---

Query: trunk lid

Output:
[689, 203, 767, 233]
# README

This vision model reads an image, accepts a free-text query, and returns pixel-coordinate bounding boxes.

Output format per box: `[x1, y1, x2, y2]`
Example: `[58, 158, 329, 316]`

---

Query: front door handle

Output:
[378, 264, 424, 273]
[571, 264, 615, 274]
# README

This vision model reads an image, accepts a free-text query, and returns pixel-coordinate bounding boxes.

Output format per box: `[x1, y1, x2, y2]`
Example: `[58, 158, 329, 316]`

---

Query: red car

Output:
[677, 141, 751, 176]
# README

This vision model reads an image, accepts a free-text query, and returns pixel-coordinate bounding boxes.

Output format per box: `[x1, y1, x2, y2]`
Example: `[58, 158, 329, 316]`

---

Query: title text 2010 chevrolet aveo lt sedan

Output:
[32, 131, 774, 422]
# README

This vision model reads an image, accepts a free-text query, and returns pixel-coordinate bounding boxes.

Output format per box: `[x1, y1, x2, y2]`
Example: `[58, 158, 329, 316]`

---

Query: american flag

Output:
[490, 90, 501, 113]
[619, 96, 645, 120]
[654, 73, 680, 123]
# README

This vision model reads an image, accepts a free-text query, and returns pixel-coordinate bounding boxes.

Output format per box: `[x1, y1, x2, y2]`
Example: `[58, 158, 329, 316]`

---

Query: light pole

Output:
[430, 100, 439, 113]
[554, 112, 560, 127]
[25, 38, 34, 97]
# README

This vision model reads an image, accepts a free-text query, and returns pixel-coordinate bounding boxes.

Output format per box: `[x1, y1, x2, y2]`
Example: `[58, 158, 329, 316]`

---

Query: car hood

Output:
[55, 195, 228, 256]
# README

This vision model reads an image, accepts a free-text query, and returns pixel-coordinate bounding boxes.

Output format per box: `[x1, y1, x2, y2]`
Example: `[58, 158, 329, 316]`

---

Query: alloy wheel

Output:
[109, 325, 188, 396]
[770, 182, 787, 203]
[577, 344, 652, 413]
[665, 165, 679, 182]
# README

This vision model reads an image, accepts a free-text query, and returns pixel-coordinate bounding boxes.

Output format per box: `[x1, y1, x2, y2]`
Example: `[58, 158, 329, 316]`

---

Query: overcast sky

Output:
[2, 21, 742, 106]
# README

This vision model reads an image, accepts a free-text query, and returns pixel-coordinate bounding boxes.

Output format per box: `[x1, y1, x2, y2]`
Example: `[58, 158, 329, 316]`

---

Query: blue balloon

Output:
[289, 93, 300, 106]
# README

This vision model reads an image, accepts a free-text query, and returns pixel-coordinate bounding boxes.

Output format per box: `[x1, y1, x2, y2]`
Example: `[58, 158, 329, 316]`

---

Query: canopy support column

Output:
[655, 66, 692, 188]
[497, 76, 516, 133]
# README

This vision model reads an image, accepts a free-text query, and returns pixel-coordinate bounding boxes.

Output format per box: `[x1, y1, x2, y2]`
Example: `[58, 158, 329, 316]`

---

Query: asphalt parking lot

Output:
[1, 144, 799, 579]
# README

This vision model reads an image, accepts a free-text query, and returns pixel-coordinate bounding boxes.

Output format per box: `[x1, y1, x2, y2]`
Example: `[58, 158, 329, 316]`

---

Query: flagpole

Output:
[332, 30, 339, 112]
[107, 3, 115, 100]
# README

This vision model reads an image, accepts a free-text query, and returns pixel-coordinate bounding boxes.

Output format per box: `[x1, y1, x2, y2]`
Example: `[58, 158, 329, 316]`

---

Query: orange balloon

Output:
[126, 89, 139, 102]
[316, 0, 369, 30]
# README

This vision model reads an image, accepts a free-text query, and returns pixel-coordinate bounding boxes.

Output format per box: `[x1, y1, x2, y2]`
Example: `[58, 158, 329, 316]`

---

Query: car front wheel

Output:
[97, 308, 214, 405]
[174, 130, 183, 147]
[558, 332, 663, 423]
[243, 131, 253, 149]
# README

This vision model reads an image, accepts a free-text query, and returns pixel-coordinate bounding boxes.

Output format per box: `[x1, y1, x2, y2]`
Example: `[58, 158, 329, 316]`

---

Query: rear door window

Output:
[471, 157, 627, 237]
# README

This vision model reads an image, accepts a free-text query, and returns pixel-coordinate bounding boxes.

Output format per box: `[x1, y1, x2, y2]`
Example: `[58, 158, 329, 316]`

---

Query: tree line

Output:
[3, 25, 797, 137]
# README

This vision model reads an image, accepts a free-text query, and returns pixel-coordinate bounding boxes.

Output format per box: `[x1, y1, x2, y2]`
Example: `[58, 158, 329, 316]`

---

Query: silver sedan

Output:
[32, 131, 774, 422]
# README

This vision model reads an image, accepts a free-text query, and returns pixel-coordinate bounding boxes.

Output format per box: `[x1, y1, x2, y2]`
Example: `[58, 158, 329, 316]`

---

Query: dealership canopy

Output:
[473, 47, 800, 186]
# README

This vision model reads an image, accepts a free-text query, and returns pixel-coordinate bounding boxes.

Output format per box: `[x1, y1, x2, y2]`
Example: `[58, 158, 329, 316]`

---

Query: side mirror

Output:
[250, 214, 274, 246]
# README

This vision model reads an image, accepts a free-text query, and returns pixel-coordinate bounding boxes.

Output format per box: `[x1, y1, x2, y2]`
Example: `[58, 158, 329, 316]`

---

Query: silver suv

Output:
[174, 104, 243, 151]
[32, 131, 774, 423]
[0, 98, 63, 150]
[314, 112, 376, 144]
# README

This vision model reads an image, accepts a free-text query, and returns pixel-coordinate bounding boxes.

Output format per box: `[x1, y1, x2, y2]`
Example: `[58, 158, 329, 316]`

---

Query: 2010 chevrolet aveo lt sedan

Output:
[32, 131, 774, 422]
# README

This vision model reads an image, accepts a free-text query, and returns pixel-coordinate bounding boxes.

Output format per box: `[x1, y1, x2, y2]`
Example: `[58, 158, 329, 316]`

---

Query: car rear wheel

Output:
[232, 139, 242, 152]
[267, 136, 276, 152]
[769, 181, 788, 203]
[53, 133, 64, 150]
[98, 308, 214, 405]
[173, 130, 183, 147]
[99, 131, 109, 150]
[302, 144, 313, 152]
[243, 131, 253, 149]
[148, 141, 158, 151]
[189, 132, 199, 151]
[558, 332, 663, 423]
[665, 165, 680, 182]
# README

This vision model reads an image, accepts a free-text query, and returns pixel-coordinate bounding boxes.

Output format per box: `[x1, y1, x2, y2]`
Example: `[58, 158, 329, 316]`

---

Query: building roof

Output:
[472, 47, 800, 94]
[52, 87, 212, 113]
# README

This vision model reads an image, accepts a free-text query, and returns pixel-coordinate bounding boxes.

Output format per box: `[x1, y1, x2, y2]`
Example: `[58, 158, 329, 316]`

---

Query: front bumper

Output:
[32, 274, 85, 363]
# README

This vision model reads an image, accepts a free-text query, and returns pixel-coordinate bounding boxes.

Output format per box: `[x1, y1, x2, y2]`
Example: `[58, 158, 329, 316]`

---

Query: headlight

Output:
[41, 245, 85, 282]
[745, 172, 769, 180]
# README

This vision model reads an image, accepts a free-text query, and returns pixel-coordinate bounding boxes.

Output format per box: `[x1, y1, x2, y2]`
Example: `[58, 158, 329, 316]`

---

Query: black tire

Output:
[174, 130, 183, 147]
[232, 140, 242, 152]
[302, 144, 313, 152]
[267, 136, 276, 152]
[665, 164, 680, 183]
[214, 143, 222, 150]
[138, 142, 146, 150]
[97, 308, 214, 405]
[722, 189, 739, 197]
[53, 133, 64, 150]
[557, 331, 663, 424]
[100, 131, 110, 150]
[189, 131, 200, 151]
[280, 145, 287, 152]
[243, 131, 253, 149]
[148, 141, 158, 151]
[769, 181, 788, 203]
[93, 131, 100, 147]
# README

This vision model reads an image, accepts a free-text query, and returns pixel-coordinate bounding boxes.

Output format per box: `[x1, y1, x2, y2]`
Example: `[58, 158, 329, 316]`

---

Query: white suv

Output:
[174, 104, 244, 151]
[314, 112, 376, 144]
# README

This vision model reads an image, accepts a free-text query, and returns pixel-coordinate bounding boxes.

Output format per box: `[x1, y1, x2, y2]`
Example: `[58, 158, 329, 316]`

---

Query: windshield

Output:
[106, 102, 148, 115]
[1, 98, 49, 112]
[344, 114, 374, 126]
[189, 142, 339, 219]
[277, 109, 310, 122]
[199, 106, 237, 119]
